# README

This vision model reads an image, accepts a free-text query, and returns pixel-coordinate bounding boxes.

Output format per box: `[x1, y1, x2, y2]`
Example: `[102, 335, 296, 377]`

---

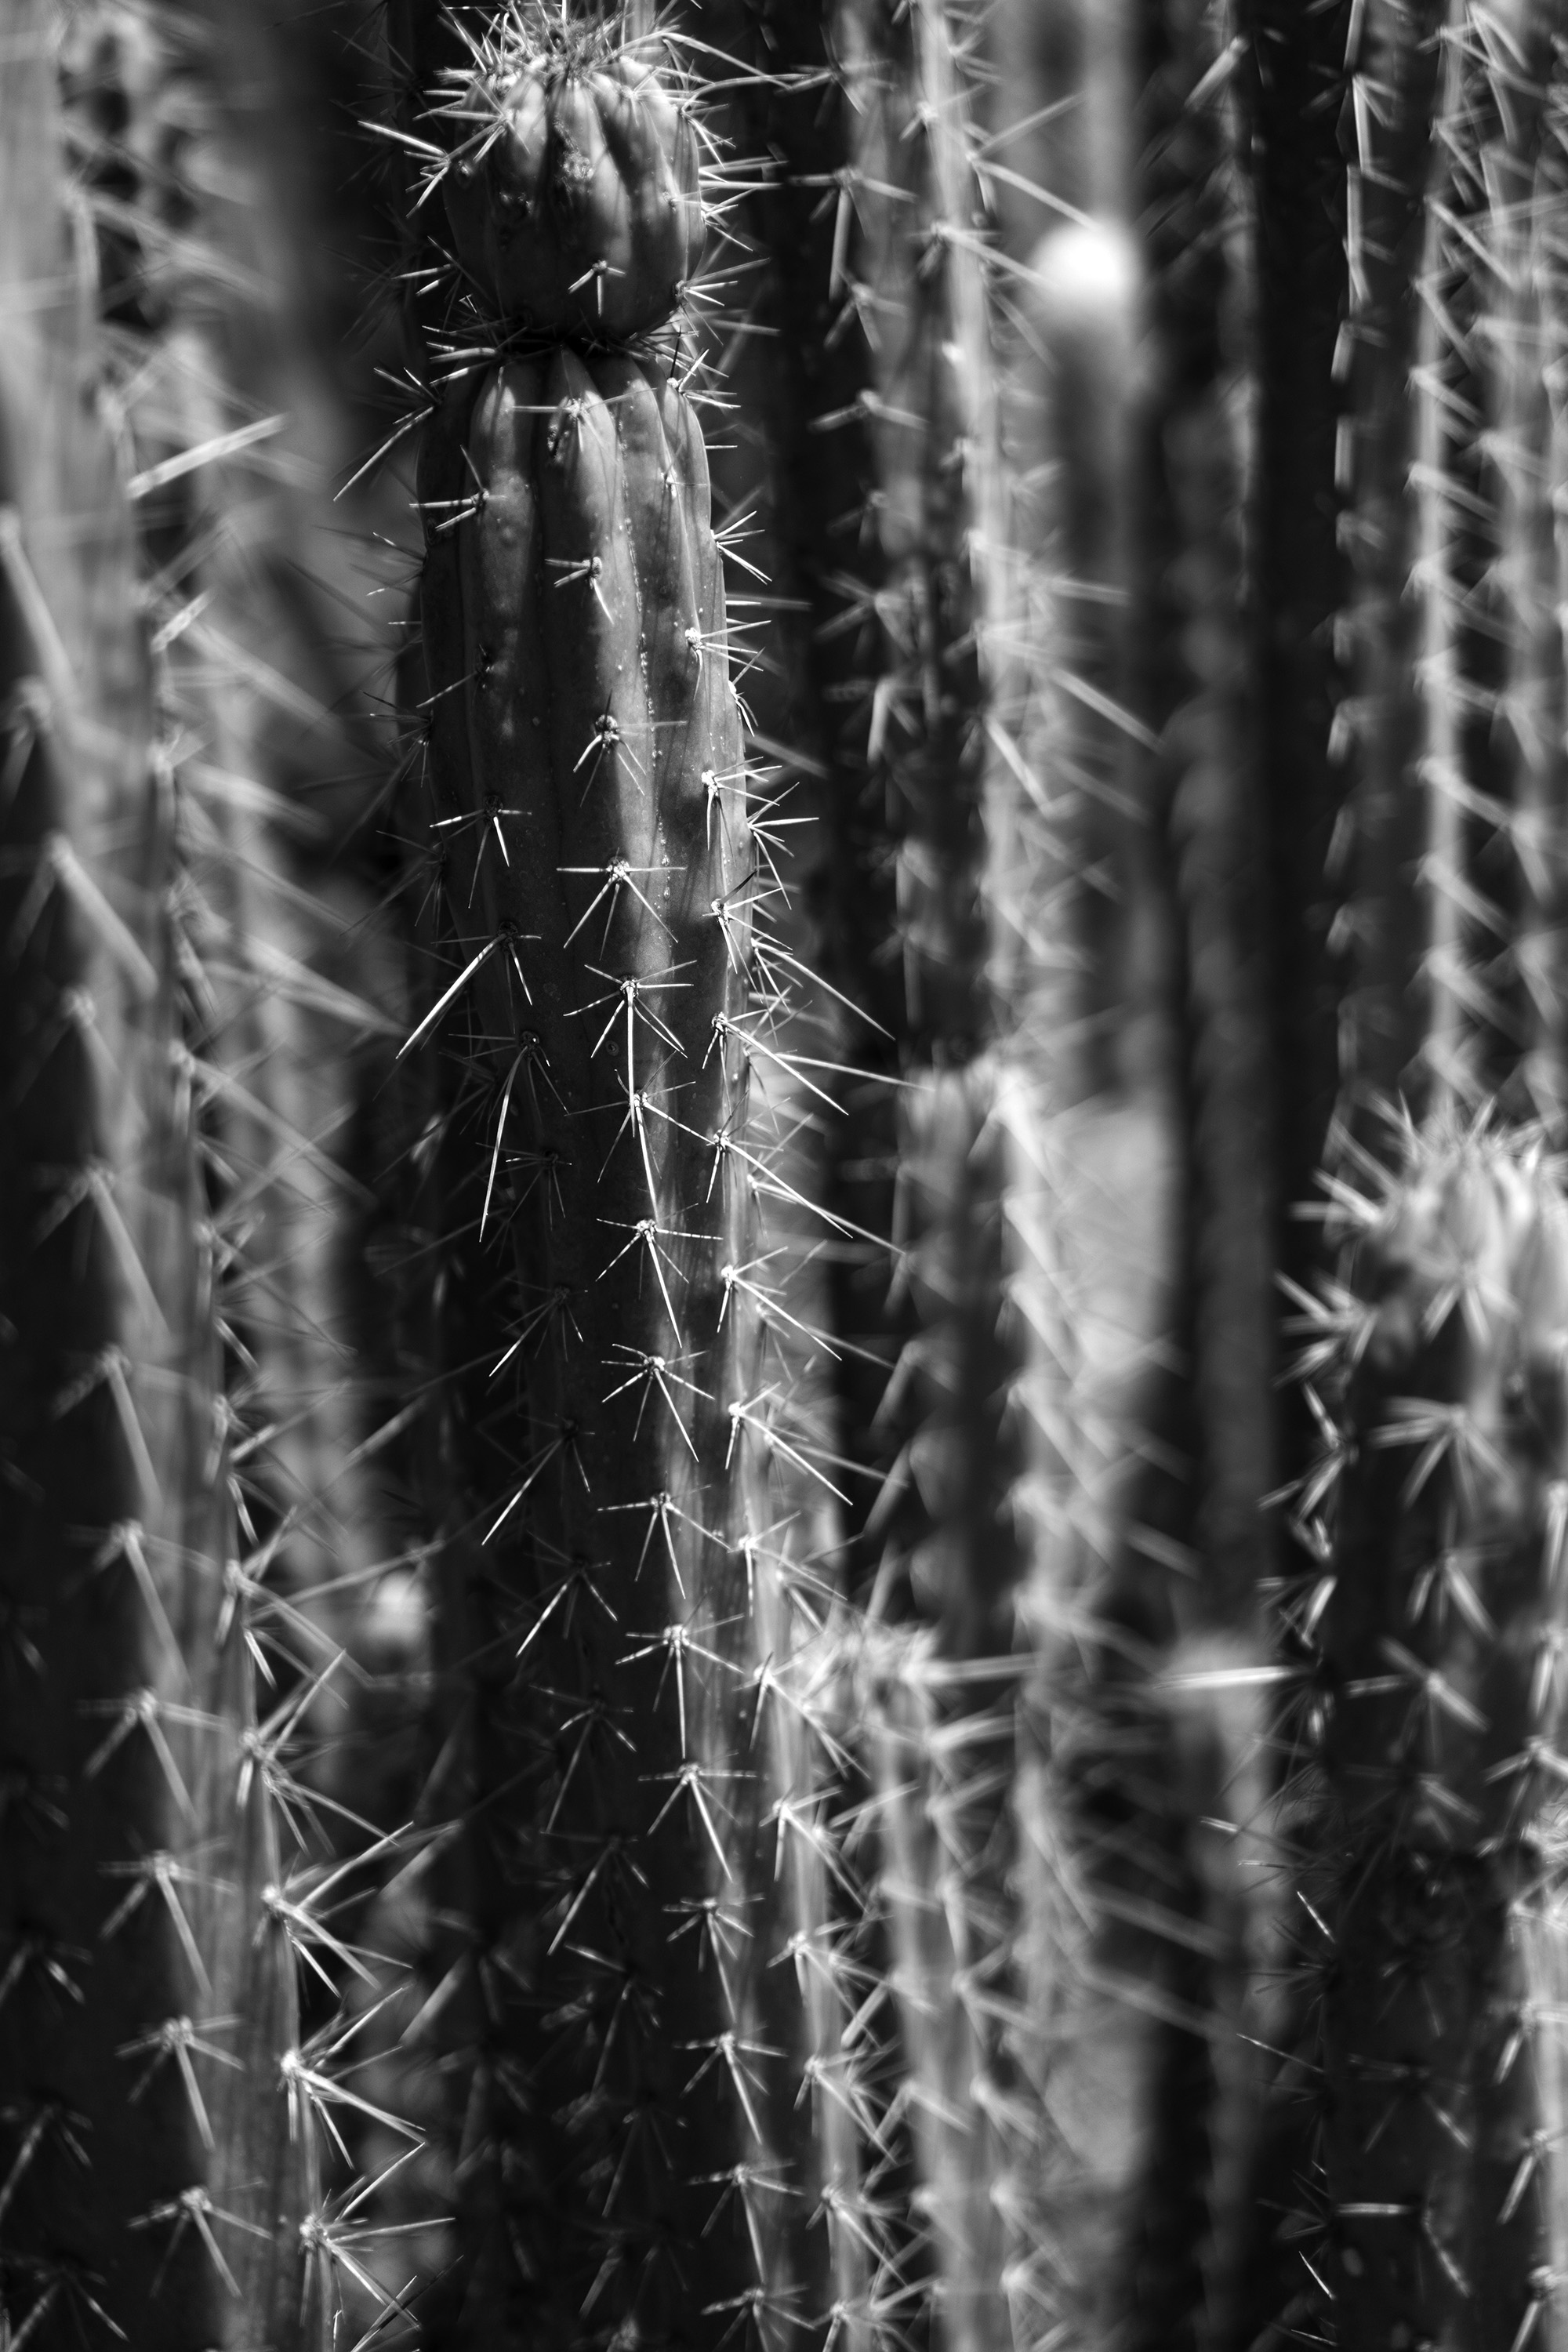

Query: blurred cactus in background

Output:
[9, 0, 1568, 2349]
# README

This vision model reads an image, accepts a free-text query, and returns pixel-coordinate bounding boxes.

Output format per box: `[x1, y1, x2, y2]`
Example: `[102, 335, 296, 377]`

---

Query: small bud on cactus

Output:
[436, 3, 705, 340]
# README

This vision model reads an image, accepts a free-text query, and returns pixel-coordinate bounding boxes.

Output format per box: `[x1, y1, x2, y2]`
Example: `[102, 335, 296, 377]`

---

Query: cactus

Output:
[1331, 0, 1450, 1119]
[811, 10, 1033, 2351]
[1253, 10, 1568, 2348]
[0, 8, 325, 2343]
[1415, 3, 1558, 1114]
[1281, 1118, 1568, 2350]
[0, 6, 425, 2343]
[400, 0, 864, 2292]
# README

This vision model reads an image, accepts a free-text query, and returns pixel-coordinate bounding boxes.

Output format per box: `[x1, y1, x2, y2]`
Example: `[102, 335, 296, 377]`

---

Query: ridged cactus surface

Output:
[438, 4, 707, 339]
[1285, 1122, 1568, 2350]
[416, 334, 777, 2338]
[0, 7, 323, 2343]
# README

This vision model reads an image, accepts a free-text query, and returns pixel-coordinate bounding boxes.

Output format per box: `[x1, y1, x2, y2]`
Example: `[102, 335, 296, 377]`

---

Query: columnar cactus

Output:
[0, 9, 325, 2343]
[416, 330, 772, 2336]
[1334, 0, 1450, 1116]
[402, 8, 877, 2336]
[1419, 2, 1559, 1116]
[816, 13, 1027, 2352]
[1283, 1120, 1568, 2351]
[1251, 13, 1568, 2346]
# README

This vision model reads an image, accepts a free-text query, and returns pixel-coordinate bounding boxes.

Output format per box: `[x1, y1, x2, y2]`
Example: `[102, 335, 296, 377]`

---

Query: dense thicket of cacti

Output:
[15, 0, 1568, 2347]
[414, 339, 772, 2338]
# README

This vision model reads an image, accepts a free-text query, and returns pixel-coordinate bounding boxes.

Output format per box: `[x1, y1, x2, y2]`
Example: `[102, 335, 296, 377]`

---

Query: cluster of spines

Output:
[379, 0, 753, 384]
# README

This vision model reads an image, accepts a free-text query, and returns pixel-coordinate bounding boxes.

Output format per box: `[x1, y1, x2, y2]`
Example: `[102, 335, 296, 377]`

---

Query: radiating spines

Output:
[390, 0, 742, 359]
[439, 13, 705, 343]
[1303, 1120, 1568, 1825]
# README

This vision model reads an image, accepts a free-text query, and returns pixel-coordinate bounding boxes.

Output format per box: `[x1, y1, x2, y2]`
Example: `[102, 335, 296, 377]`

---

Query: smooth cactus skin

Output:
[1282, 1124, 1568, 2350]
[417, 341, 785, 2339]
[436, 6, 706, 341]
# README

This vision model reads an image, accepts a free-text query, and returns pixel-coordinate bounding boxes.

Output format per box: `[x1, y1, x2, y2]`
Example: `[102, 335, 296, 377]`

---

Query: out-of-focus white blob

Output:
[1026, 217, 1142, 354]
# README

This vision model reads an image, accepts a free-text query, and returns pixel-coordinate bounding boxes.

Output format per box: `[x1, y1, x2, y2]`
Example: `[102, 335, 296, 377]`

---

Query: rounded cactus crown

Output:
[433, 2, 706, 347]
